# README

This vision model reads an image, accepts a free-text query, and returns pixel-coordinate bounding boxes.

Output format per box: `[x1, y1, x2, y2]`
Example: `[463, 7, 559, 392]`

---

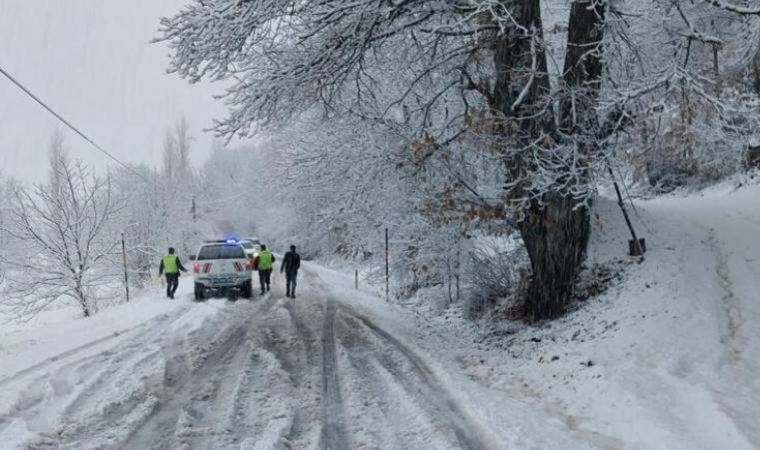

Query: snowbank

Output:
[0, 279, 196, 389]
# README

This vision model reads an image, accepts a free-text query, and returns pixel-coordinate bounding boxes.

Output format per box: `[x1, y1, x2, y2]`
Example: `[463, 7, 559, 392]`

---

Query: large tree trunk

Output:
[492, 0, 604, 321]
[519, 194, 591, 320]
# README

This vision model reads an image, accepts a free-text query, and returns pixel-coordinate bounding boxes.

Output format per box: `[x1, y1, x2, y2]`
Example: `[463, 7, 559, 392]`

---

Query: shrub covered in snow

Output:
[463, 235, 529, 320]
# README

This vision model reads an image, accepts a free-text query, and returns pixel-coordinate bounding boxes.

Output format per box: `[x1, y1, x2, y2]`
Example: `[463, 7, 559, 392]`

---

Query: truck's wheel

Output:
[194, 283, 205, 301]
[241, 280, 252, 299]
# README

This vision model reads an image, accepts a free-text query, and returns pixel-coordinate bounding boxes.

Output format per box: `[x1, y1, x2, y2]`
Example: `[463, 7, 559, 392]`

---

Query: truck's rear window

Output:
[241, 239, 260, 249]
[197, 245, 245, 260]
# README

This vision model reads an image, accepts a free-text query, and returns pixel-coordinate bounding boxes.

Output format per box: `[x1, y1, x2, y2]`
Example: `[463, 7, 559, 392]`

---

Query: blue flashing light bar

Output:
[203, 238, 241, 244]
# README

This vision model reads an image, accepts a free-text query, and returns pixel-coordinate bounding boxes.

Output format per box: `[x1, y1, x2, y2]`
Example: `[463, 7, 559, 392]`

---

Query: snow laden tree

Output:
[160, 0, 609, 320]
[161, 117, 205, 257]
[111, 117, 211, 287]
[600, 0, 760, 189]
[1, 140, 121, 318]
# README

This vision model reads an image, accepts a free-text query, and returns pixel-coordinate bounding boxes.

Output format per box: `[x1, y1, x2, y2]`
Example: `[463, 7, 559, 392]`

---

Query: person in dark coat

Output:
[280, 245, 301, 298]
[159, 247, 187, 299]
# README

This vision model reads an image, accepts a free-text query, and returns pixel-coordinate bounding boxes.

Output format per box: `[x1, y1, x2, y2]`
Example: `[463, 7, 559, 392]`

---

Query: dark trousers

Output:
[165, 273, 179, 298]
[258, 269, 272, 293]
[286, 272, 297, 297]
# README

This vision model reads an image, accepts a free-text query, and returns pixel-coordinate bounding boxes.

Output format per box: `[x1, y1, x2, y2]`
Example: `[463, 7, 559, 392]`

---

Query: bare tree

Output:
[163, 131, 178, 183]
[163, 117, 194, 184]
[1, 142, 121, 318]
[174, 117, 193, 179]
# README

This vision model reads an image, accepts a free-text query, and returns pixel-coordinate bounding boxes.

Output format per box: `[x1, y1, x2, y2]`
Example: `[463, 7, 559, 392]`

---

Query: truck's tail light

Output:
[192, 262, 200, 273]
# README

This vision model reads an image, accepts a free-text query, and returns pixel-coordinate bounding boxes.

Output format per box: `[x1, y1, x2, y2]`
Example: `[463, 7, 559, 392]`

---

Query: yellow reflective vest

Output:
[162, 255, 179, 274]
[257, 251, 274, 270]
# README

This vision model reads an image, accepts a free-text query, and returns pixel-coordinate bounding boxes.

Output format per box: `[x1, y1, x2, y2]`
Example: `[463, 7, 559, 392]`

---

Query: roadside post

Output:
[121, 232, 130, 302]
[385, 228, 389, 300]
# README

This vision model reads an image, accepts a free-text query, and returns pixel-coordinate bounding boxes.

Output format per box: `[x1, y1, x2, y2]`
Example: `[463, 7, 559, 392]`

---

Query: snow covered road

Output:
[7, 185, 758, 450]
[647, 186, 760, 446]
[0, 267, 520, 449]
[4, 186, 760, 450]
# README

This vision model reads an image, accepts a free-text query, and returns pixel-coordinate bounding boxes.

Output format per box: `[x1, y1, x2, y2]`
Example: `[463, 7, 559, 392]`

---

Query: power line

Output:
[0, 64, 150, 183]
[1, 63, 248, 211]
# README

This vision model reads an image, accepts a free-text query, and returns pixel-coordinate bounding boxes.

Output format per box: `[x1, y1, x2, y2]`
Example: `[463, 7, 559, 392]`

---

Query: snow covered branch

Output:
[1, 140, 122, 319]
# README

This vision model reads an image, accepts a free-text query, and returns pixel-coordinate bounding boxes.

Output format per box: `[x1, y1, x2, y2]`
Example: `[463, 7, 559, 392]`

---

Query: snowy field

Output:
[0, 184, 759, 449]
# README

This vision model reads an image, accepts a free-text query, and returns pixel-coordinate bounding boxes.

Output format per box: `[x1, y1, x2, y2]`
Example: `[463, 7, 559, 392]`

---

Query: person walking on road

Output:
[254, 244, 275, 295]
[281, 245, 301, 298]
[159, 247, 187, 299]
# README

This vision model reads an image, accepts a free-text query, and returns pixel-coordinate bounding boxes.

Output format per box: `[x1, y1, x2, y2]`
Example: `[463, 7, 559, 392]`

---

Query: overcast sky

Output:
[0, 0, 234, 183]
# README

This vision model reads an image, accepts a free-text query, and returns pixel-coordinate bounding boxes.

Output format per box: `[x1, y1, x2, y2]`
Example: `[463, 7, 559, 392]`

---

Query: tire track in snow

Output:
[703, 227, 760, 444]
[338, 306, 492, 450]
[118, 321, 249, 449]
[119, 298, 309, 449]
[706, 228, 743, 364]
[674, 209, 760, 445]
[335, 316, 430, 449]
[274, 300, 324, 448]
[59, 347, 164, 437]
[178, 326, 256, 450]
[0, 307, 191, 389]
[282, 300, 321, 369]
[4, 307, 198, 447]
[321, 300, 349, 450]
[679, 212, 745, 365]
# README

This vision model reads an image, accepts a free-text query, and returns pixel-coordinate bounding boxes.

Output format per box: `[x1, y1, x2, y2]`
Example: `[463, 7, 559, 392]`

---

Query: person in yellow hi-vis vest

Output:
[159, 247, 187, 299]
[253, 244, 276, 295]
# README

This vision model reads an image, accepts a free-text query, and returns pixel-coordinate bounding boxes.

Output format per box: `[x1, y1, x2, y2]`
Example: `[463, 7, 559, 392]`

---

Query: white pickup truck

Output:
[191, 240, 253, 300]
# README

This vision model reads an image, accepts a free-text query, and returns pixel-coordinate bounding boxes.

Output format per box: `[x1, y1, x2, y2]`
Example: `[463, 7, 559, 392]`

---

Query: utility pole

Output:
[385, 228, 389, 300]
[456, 240, 461, 302]
[121, 232, 130, 302]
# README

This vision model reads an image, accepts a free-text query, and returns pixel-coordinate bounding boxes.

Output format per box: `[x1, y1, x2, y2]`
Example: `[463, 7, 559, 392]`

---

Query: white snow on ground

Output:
[1, 283, 186, 382]
[310, 265, 600, 449]
[397, 183, 760, 450]
[0, 278, 223, 449]
[0, 184, 758, 449]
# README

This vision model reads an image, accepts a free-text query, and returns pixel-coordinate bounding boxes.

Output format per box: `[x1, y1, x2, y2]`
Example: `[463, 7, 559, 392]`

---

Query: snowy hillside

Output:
[416, 182, 760, 449]
[0, 0, 228, 182]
